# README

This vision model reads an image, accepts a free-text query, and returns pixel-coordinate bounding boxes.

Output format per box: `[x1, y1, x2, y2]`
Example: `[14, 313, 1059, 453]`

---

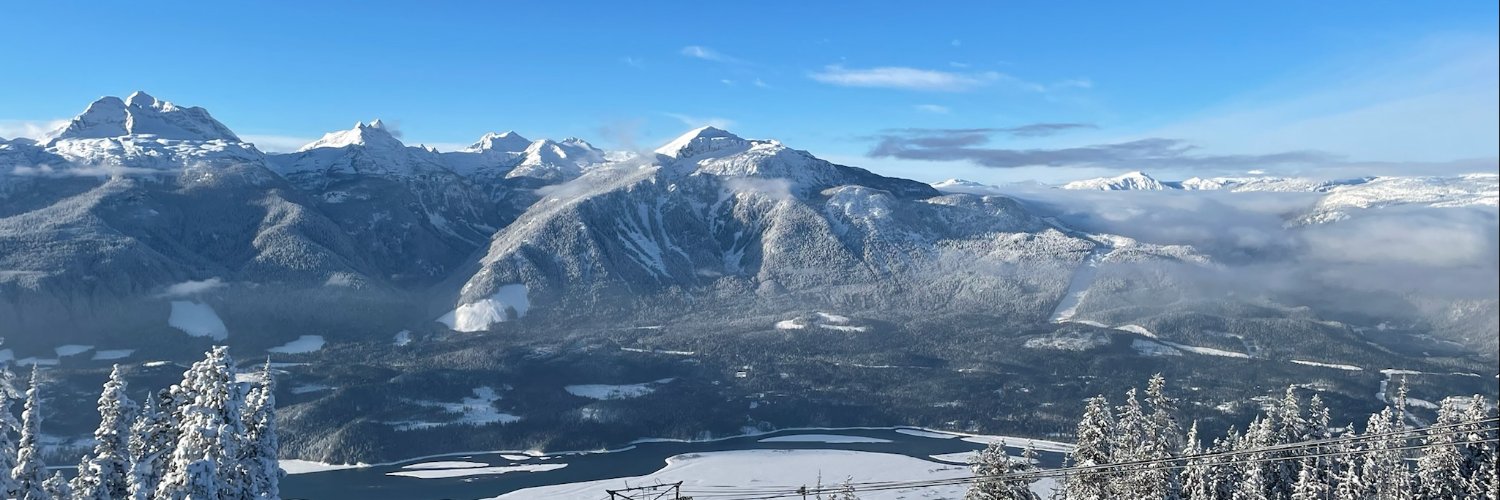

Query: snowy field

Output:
[563, 378, 672, 400]
[267, 335, 326, 354]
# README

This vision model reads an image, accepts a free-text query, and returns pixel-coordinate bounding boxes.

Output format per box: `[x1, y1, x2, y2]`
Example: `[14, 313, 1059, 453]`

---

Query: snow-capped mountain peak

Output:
[50, 91, 242, 143]
[465, 131, 532, 153]
[654, 126, 750, 160]
[1061, 171, 1169, 191]
[297, 120, 405, 152]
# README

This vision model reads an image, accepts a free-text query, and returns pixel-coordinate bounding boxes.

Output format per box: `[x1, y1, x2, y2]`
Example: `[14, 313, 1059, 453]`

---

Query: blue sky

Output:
[2, 1, 1495, 183]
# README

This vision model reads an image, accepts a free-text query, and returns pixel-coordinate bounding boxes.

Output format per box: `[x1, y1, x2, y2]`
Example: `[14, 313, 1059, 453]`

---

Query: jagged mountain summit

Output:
[49, 91, 242, 143]
[1061, 171, 1170, 191]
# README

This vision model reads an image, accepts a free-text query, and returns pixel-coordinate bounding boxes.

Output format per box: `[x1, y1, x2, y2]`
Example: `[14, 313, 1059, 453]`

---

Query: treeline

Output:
[0, 346, 280, 500]
[965, 374, 1497, 500]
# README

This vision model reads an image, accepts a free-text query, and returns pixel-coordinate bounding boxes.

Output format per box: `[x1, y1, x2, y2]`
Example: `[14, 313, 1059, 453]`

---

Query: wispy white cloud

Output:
[0, 119, 67, 141]
[663, 112, 735, 130]
[240, 134, 317, 153]
[810, 65, 999, 91]
[680, 45, 745, 65]
[753, 78, 770, 89]
[913, 104, 951, 114]
[620, 56, 645, 69]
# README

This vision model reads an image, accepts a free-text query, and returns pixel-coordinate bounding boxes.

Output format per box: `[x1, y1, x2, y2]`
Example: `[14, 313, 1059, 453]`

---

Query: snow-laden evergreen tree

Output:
[1414, 397, 1465, 499]
[11, 367, 50, 500]
[1458, 395, 1497, 500]
[965, 441, 1036, 500]
[1359, 406, 1412, 500]
[1289, 458, 1328, 500]
[1064, 396, 1116, 500]
[1232, 416, 1277, 500]
[129, 394, 173, 500]
[1179, 421, 1214, 500]
[0, 365, 23, 499]
[155, 347, 241, 500]
[1113, 388, 1152, 498]
[1212, 428, 1243, 500]
[240, 360, 280, 500]
[1267, 386, 1307, 499]
[42, 471, 70, 500]
[73, 364, 140, 500]
[1142, 375, 1183, 500]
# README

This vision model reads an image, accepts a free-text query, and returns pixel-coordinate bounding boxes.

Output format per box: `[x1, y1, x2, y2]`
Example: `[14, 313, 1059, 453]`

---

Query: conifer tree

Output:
[1458, 395, 1496, 500]
[0, 366, 23, 499]
[73, 364, 139, 499]
[155, 347, 239, 500]
[1065, 396, 1116, 500]
[240, 360, 280, 500]
[1179, 421, 1213, 500]
[42, 471, 69, 500]
[128, 394, 172, 500]
[965, 441, 1036, 500]
[1414, 397, 1465, 499]
[1290, 459, 1328, 500]
[11, 367, 50, 500]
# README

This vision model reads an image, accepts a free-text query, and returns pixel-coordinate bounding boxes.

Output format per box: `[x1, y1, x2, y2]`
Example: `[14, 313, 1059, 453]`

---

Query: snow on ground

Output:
[774, 319, 805, 330]
[280, 460, 368, 475]
[267, 335, 325, 354]
[499, 454, 531, 461]
[393, 330, 412, 347]
[819, 324, 869, 332]
[1159, 340, 1250, 359]
[391, 387, 520, 431]
[91, 349, 134, 361]
[894, 428, 959, 439]
[168, 300, 228, 340]
[142, 361, 172, 367]
[55, 345, 93, 357]
[565, 378, 673, 400]
[1292, 359, 1363, 371]
[486, 449, 975, 500]
[1132, 339, 1183, 357]
[400, 461, 489, 470]
[1115, 324, 1158, 338]
[757, 434, 893, 444]
[958, 436, 1075, 454]
[438, 284, 530, 332]
[1049, 248, 1105, 322]
[816, 312, 851, 324]
[388, 463, 566, 479]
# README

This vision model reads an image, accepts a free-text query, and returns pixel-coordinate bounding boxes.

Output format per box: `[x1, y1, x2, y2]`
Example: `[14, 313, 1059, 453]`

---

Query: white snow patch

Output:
[393, 330, 413, 347]
[1132, 339, 1182, 357]
[758, 434, 892, 444]
[55, 345, 93, 357]
[959, 436, 1075, 454]
[1115, 324, 1158, 338]
[279, 460, 367, 475]
[16, 358, 58, 366]
[819, 324, 869, 333]
[391, 387, 520, 431]
[143, 361, 172, 367]
[774, 319, 805, 330]
[815, 312, 851, 324]
[486, 450, 975, 500]
[267, 335, 326, 354]
[1291, 360, 1363, 371]
[1159, 340, 1250, 359]
[895, 428, 960, 439]
[387, 463, 566, 479]
[438, 284, 530, 332]
[565, 379, 672, 400]
[168, 300, 228, 340]
[400, 461, 489, 470]
[91, 349, 134, 361]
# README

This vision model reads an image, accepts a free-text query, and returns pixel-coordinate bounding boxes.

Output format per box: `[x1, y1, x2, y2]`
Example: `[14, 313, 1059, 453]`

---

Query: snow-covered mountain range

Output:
[0, 92, 1494, 360]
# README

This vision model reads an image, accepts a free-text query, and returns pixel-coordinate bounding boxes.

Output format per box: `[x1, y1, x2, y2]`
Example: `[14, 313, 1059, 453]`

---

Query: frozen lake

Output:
[280, 427, 1071, 499]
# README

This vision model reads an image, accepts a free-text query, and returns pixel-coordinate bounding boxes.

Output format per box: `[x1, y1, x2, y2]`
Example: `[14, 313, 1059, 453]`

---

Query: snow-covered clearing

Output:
[773, 319, 805, 330]
[388, 463, 567, 479]
[487, 450, 985, 500]
[280, 460, 368, 475]
[267, 335, 325, 354]
[1292, 359, 1363, 371]
[757, 434, 892, 444]
[1115, 324, 1158, 338]
[91, 349, 134, 361]
[816, 312, 851, 324]
[391, 387, 519, 431]
[565, 379, 672, 400]
[393, 330, 412, 347]
[55, 345, 93, 357]
[819, 324, 869, 332]
[1049, 247, 1105, 322]
[958, 436, 1075, 454]
[168, 300, 228, 340]
[1159, 340, 1250, 359]
[438, 284, 530, 332]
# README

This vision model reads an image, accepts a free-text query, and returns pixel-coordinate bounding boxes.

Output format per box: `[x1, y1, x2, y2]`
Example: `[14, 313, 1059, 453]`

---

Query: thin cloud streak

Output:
[868, 128, 1335, 169]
